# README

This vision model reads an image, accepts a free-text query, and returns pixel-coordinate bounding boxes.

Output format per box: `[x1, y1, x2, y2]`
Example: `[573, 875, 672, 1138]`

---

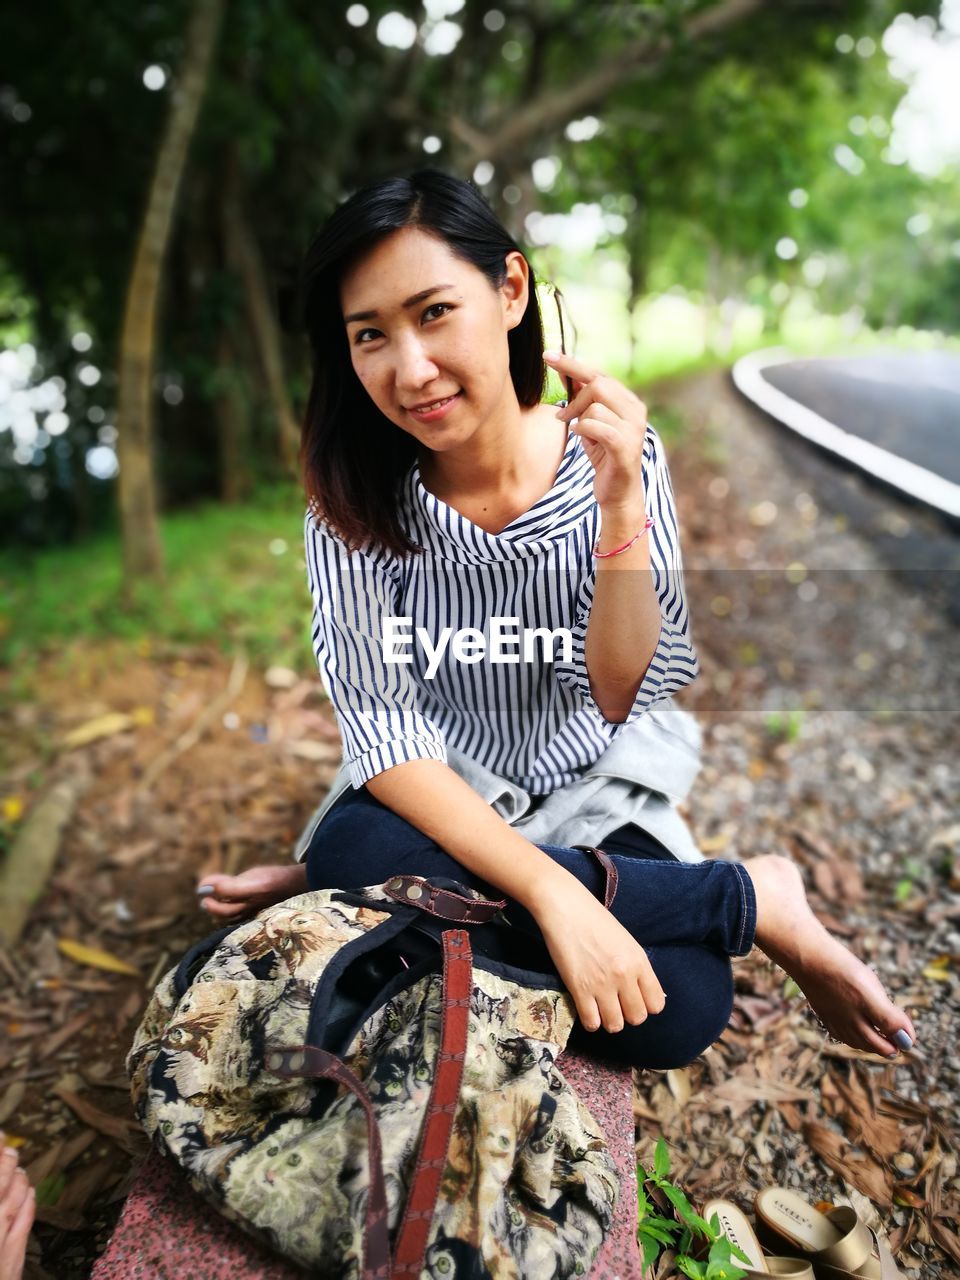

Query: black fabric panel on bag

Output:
[305, 908, 423, 1051]
[173, 924, 245, 998]
[404, 905, 561, 982]
[328, 953, 440, 1061]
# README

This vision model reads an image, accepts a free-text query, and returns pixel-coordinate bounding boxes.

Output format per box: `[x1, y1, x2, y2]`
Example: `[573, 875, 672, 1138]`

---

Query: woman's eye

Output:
[353, 302, 452, 346]
[423, 302, 452, 321]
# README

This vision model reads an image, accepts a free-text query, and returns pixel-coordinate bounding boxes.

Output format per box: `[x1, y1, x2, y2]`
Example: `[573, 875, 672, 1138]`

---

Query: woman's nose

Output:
[394, 335, 439, 391]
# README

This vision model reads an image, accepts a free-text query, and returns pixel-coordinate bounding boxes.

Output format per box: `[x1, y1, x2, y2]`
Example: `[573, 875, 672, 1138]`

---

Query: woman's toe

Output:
[860, 983, 916, 1047]
[853, 1019, 906, 1058]
[872, 1018, 916, 1054]
[0, 1149, 17, 1200]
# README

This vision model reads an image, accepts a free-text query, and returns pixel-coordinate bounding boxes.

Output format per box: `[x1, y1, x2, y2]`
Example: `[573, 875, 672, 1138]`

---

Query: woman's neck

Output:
[418, 401, 560, 504]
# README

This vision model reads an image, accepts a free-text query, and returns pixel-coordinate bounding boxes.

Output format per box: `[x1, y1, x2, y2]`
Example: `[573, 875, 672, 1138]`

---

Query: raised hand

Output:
[544, 350, 648, 517]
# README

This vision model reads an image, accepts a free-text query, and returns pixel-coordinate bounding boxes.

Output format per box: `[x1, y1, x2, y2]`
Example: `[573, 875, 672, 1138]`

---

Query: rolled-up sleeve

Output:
[304, 512, 447, 787]
[553, 423, 699, 728]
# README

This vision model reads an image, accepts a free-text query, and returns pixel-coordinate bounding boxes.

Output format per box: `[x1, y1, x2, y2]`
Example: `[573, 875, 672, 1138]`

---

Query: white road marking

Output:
[732, 347, 960, 519]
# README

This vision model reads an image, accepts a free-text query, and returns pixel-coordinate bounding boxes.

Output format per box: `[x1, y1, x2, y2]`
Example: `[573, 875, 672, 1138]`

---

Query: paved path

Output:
[731, 348, 960, 519]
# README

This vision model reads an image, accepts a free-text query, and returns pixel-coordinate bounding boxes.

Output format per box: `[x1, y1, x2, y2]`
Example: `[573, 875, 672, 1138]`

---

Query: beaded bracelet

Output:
[592, 515, 656, 558]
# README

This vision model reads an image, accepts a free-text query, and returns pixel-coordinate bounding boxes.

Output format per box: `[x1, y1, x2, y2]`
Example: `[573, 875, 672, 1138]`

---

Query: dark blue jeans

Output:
[304, 787, 758, 1070]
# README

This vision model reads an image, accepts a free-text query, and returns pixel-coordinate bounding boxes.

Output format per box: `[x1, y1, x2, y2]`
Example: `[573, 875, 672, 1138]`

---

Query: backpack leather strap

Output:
[383, 875, 507, 923]
[265, 928, 474, 1279]
[264, 1044, 391, 1280]
[384, 849, 616, 920]
[392, 928, 472, 1279]
[571, 844, 619, 909]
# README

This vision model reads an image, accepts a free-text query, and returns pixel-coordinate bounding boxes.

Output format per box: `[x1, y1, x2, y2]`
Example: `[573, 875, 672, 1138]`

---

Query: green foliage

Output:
[552, 1, 952, 335]
[2, 0, 952, 550]
[676, 1231, 753, 1280]
[0, 482, 313, 675]
[764, 709, 805, 743]
[894, 855, 931, 904]
[637, 1137, 752, 1279]
[894, 877, 915, 903]
[34, 1171, 67, 1208]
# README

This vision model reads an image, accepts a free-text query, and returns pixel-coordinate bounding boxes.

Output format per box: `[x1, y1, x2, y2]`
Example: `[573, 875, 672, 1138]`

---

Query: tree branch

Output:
[452, 0, 767, 165]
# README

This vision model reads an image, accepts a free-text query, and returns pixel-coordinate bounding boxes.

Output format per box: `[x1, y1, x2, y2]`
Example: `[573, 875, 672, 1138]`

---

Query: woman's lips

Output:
[407, 391, 462, 422]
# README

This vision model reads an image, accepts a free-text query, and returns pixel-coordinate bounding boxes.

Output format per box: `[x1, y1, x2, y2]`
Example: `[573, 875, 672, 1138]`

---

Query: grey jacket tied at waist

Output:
[293, 701, 706, 867]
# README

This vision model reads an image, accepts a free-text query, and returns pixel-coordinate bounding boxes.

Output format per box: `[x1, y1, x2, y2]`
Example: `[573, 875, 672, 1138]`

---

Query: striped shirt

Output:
[304, 414, 699, 794]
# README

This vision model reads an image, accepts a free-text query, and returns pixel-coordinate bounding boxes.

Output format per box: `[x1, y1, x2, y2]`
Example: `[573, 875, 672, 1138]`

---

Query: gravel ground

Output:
[634, 368, 959, 1277]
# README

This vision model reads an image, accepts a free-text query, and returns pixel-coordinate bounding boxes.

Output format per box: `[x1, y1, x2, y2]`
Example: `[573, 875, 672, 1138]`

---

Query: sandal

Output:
[700, 1199, 815, 1278]
[753, 1187, 904, 1279]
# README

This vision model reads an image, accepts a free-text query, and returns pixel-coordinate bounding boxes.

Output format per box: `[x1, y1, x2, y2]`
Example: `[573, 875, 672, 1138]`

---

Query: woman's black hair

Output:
[296, 167, 563, 559]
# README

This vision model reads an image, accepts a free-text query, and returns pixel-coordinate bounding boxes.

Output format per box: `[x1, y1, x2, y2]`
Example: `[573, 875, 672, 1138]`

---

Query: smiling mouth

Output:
[407, 392, 461, 412]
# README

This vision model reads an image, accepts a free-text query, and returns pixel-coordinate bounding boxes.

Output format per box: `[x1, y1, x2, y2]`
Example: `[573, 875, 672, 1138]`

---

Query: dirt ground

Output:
[2, 368, 958, 1277]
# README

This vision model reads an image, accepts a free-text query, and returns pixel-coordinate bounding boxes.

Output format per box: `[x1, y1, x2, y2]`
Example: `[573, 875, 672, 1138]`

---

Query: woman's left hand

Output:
[544, 350, 648, 515]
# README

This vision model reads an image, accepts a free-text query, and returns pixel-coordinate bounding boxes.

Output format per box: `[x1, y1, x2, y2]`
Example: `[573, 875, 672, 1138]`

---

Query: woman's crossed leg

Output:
[198, 787, 916, 1065]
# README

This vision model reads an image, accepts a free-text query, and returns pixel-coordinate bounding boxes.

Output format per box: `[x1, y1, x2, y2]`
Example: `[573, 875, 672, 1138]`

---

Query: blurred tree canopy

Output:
[0, 0, 950, 556]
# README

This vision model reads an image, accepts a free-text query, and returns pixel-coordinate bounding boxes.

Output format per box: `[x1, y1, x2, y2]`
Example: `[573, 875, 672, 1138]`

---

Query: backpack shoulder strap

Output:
[392, 928, 473, 1279]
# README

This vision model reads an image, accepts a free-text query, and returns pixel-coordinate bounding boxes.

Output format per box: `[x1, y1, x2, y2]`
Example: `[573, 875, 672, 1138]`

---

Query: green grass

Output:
[0, 482, 314, 680]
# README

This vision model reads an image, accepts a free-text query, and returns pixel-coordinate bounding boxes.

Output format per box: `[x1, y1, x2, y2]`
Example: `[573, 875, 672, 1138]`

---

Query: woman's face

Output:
[339, 226, 529, 451]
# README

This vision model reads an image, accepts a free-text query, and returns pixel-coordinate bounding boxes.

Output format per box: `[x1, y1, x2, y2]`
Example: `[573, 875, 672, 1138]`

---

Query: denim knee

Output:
[304, 788, 488, 893]
[304, 790, 428, 889]
[666, 949, 736, 1065]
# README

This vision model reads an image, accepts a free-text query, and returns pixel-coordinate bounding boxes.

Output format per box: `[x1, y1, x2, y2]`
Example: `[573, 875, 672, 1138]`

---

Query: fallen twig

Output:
[0, 770, 89, 948]
[136, 650, 248, 793]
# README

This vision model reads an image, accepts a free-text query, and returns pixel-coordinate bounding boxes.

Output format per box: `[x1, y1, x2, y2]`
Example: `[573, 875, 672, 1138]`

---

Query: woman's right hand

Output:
[531, 871, 666, 1034]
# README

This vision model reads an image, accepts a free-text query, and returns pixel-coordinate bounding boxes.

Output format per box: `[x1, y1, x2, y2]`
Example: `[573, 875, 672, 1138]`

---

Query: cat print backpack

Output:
[127, 850, 623, 1278]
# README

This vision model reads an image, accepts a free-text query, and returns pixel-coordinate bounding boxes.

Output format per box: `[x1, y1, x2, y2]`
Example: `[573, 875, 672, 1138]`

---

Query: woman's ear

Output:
[502, 251, 529, 329]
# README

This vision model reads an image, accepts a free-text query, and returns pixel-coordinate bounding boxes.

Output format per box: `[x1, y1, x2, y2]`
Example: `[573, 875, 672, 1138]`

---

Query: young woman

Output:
[197, 168, 915, 1070]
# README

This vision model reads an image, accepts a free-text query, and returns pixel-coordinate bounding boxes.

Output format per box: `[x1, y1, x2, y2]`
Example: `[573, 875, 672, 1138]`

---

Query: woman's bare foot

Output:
[0, 1136, 35, 1280]
[196, 863, 309, 919]
[741, 854, 917, 1059]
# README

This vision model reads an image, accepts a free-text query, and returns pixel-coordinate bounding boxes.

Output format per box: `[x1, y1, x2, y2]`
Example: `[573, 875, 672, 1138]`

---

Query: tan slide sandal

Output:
[700, 1199, 815, 1278]
[753, 1187, 905, 1279]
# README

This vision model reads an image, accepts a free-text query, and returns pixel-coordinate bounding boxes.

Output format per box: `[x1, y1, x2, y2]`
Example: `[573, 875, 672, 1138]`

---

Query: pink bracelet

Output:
[592, 515, 655, 558]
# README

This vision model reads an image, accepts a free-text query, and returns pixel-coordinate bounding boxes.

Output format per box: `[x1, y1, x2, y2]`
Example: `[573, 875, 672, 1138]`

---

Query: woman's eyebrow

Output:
[343, 284, 456, 325]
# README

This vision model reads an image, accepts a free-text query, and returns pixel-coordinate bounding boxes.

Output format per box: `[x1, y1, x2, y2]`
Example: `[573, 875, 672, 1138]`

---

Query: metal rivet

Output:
[387, 877, 403, 892]
[288, 1050, 305, 1071]
[405, 884, 423, 900]
[266, 1052, 283, 1071]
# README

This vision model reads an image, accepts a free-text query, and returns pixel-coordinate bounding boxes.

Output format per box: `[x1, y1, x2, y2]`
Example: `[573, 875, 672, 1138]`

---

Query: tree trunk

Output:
[704, 244, 723, 353]
[624, 207, 649, 376]
[116, 0, 225, 596]
[221, 153, 300, 477]
[215, 328, 254, 503]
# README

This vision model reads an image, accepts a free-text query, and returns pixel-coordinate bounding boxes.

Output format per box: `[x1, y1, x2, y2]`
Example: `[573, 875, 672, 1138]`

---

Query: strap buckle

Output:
[383, 875, 507, 923]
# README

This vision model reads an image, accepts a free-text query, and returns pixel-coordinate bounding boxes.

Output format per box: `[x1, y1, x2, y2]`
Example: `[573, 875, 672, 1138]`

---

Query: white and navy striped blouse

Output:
[304, 414, 699, 794]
